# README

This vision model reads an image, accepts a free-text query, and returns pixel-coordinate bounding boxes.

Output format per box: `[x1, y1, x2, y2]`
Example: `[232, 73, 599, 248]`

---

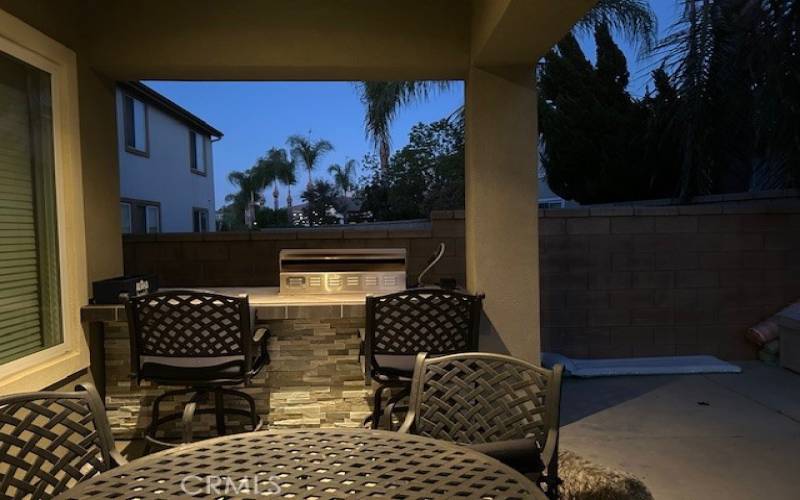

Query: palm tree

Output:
[287, 134, 334, 189]
[285, 172, 297, 218]
[657, 0, 800, 197]
[226, 169, 263, 228]
[327, 159, 358, 197]
[253, 148, 296, 211]
[356, 81, 449, 173]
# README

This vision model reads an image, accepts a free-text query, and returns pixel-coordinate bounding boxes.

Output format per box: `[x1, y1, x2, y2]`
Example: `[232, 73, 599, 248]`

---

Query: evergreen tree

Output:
[539, 25, 669, 204]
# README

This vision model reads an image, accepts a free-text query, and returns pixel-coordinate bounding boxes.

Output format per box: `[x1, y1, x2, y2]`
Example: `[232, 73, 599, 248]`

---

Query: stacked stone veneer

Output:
[104, 317, 370, 439]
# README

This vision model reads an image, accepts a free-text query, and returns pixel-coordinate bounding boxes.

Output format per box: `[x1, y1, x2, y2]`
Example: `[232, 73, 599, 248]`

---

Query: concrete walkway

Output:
[560, 362, 800, 500]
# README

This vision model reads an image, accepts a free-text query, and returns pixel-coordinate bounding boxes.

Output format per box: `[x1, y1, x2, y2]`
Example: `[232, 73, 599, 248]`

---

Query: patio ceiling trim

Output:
[471, 0, 598, 68]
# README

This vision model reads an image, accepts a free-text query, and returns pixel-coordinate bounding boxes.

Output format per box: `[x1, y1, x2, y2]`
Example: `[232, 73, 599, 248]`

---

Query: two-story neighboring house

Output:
[116, 81, 222, 233]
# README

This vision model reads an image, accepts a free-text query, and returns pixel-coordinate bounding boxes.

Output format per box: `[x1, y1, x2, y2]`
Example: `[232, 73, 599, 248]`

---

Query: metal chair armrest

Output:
[253, 327, 269, 343]
[109, 448, 128, 467]
[397, 409, 415, 434]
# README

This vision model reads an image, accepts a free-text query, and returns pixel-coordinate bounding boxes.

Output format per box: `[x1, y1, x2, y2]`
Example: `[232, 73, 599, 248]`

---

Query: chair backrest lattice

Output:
[366, 289, 482, 357]
[126, 291, 250, 360]
[0, 385, 116, 500]
[409, 353, 559, 447]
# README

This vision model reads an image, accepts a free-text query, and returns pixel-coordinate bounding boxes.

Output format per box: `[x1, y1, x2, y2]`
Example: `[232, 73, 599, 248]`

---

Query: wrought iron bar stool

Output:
[0, 383, 126, 499]
[361, 288, 482, 429]
[398, 352, 564, 499]
[125, 291, 269, 450]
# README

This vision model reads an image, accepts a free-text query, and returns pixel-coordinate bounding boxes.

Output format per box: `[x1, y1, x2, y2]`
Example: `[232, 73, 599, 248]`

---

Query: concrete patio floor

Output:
[560, 361, 800, 500]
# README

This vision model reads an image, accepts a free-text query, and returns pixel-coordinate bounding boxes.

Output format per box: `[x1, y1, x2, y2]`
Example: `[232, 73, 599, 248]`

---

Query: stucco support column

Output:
[465, 64, 540, 363]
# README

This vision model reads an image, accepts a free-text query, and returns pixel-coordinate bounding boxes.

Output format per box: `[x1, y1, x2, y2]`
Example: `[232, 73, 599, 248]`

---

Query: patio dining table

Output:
[56, 428, 544, 499]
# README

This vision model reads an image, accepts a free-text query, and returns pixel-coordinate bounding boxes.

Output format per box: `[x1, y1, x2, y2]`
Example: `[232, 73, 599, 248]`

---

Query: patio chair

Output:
[0, 383, 126, 500]
[398, 352, 564, 499]
[125, 291, 269, 449]
[361, 288, 482, 429]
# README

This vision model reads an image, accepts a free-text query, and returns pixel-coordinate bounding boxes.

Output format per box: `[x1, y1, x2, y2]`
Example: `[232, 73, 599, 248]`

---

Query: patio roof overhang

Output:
[0, 0, 596, 365]
[4, 0, 594, 81]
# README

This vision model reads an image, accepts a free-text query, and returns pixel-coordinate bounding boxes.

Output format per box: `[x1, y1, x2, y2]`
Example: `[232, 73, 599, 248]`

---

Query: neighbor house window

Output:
[123, 94, 148, 154]
[539, 199, 566, 209]
[193, 208, 209, 232]
[0, 50, 62, 365]
[120, 202, 132, 234]
[145, 205, 160, 233]
[190, 131, 206, 174]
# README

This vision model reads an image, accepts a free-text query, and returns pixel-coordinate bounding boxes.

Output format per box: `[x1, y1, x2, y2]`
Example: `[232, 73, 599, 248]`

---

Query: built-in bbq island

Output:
[80, 248, 420, 438]
[81, 287, 374, 437]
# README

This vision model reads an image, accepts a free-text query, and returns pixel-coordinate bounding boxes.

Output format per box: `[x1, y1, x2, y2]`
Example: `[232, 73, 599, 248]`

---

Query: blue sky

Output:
[145, 1, 680, 209]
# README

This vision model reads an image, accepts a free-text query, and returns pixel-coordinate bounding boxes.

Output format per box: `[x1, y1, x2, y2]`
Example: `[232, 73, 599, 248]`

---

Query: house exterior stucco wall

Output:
[116, 89, 216, 233]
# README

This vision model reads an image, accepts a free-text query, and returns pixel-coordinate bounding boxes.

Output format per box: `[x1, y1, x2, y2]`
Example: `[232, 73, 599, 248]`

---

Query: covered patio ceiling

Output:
[4, 0, 595, 80]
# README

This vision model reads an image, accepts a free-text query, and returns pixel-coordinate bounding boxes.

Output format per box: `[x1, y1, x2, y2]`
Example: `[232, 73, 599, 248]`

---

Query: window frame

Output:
[193, 207, 209, 233]
[145, 204, 160, 234]
[120, 202, 132, 234]
[189, 130, 207, 175]
[123, 93, 149, 157]
[0, 8, 89, 393]
[538, 198, 567, 209]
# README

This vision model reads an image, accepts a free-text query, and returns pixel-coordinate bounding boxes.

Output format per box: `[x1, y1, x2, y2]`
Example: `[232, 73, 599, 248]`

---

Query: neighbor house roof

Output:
[118, 81, 223, 138]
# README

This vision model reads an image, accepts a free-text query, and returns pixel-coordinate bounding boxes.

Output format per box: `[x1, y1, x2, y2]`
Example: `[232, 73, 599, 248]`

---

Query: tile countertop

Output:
[81, 287, 368, 322]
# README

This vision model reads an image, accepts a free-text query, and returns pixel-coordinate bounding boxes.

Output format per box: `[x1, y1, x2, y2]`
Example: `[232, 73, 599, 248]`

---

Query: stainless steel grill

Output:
[279, 248, 406, 295]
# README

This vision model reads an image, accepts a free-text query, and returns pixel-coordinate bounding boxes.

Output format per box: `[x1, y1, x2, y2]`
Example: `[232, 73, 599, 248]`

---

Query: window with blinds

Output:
[0, 50, 62, 365]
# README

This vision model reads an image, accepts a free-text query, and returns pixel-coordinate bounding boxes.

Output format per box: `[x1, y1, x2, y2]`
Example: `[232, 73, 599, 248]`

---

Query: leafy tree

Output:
[328, 159, 358, 196]
[287, 134, 334, 189]
[253, 148, 296, 211]
[359, 116, 464, 221]
[254, 207, 290, 228]
[301, 180, 339, 226]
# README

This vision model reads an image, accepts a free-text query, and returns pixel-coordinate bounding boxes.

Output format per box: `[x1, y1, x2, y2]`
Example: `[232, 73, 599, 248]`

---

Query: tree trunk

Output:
[286, 190, 293, 225]
[379, 140, 390, 177]
[273, 185, 279, 211]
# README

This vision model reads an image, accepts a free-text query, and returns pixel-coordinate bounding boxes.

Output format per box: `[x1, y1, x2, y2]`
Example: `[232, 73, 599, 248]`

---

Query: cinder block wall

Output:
[540, 203, 800, 360]
[123, 202, 800, 360]
[123, 211, 466, 288]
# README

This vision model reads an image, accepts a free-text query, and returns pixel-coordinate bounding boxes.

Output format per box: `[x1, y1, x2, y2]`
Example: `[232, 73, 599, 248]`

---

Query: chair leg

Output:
[370, 384, 388, 430]
[220, 387, 261, 431]
[214, 388, 226, 436]
[383, 386, 410, 431]
[182, 400, 198, 444]
[146, 387, 194, 453]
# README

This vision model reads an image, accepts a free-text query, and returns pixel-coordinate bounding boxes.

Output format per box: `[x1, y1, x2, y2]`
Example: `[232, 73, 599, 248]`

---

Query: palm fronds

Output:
[574, 0, 658, 54]
[355, 81, 450, 172]
[287, 134, 334, 188]
[328, 158, 358, 196]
